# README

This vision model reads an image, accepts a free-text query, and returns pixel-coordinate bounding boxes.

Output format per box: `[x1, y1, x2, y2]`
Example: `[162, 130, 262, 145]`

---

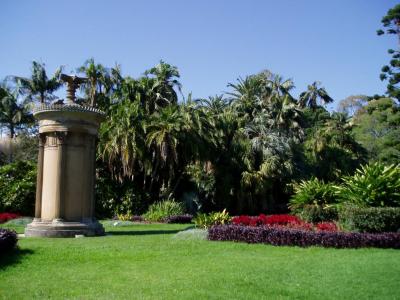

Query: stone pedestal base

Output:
[25, 220, 105, 237]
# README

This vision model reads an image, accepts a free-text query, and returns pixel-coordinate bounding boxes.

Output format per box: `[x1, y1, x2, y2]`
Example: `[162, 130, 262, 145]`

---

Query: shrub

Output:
[289, 178, 338, 213]
[0, 212, 20, 224]
[0, 161, 36, 215]
[143, 200, 185, 222]
[339, 206, 400, 233]
[0, 229, 18, 253]
[296, 205, 338, 223]
[336, 163, 400, 207]
[208, 225, 400, 249]
[194, 209, 230, 229]
[163, 214, 193, 224]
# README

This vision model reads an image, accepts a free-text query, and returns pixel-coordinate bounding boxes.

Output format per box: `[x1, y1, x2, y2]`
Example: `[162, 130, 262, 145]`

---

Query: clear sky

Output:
[1, 0, 398, 109]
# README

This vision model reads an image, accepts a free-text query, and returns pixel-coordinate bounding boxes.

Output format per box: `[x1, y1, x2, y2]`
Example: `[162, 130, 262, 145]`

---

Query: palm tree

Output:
[264, 73, 295, 102]
[11, 61, 63, 104]
[99, 99, 145, 180]
[144, 60, 182, 108]
[0, 84, 32, 138]
[299, 81, 333, 109]
[77, 58, 110, 107]
[264, 94, 303, 139]
[196, 95, 230, 116]
[227, 75, 264, 119]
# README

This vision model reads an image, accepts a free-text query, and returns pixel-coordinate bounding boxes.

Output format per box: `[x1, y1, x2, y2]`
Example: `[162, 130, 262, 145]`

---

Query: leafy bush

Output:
[117, 213, 133, 221]
[339, 206, 400, 233]
[0, 161, 36, 215]
[0, 212, 20, 223]
[208, 225, 400, 249]
[289, 178, 338, 213]
[296, 205, 339, 223]
[0, 229, 18, 253]
[194, 209, 230, 229]
[143, 200, 185, 222]
[163, 214, 193, 224]
[336, 163, 400, 207]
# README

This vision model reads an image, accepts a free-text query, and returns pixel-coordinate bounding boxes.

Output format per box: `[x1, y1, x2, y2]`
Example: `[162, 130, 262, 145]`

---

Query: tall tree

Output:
[227, 75, 264, 119]
[352, 97, 400, 164]
[304, 112, 366, 181]
[12, 61, 63, 104]
[299, 81, 333, 109]
[0, 84, 33, 138]
[77, 58, 110, 108]
[377, 4, 400, 102]
[337, 95, 368, 116]
[144, 60, 182, 109]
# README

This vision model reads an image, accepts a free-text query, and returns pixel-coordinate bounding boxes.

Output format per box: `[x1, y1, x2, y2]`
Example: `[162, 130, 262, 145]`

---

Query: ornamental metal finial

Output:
[60, 74, 87, 105]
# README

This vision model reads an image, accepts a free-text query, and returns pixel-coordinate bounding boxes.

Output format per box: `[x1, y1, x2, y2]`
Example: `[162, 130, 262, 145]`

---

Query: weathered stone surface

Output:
[25, 220, 104, 237]
[25, 103, 105, 238]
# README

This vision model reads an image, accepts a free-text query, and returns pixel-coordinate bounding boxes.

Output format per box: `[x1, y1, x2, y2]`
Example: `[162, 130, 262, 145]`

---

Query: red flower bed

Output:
[316, 222, 338, 232]
[231, 214, 338, 232]
[0, 213, 20, 224]
[232, 214, 305, 226]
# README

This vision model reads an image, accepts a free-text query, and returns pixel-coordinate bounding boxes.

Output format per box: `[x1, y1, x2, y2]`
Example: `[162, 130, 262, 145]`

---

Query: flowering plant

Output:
[0, 213, 20, 224]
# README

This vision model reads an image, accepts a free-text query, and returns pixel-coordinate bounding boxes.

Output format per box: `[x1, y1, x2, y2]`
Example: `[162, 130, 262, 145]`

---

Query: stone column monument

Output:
[25, 75, 105, 237]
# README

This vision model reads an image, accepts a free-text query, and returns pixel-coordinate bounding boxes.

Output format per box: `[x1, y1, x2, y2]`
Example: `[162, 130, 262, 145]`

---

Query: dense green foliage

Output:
[295, 205, 339, 223]
[1, 223, 400, 299]
[194, 209, 231, 229]
[336, 163, 400, 207]
[0, 84, 33, 139]
[352, 98, 400, 164]
[339, 206, 400, 233]
[377, 4, 400, 102]
[289, 178, 338, 212]
[143, 200, 185, 222]
[1, 6, 399, 216]
[1, 59, 394, 217]
[0, 161, 36, 215]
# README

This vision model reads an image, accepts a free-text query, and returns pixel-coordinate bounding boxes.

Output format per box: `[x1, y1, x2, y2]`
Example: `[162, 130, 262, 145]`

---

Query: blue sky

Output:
[0, 0, 398, 109]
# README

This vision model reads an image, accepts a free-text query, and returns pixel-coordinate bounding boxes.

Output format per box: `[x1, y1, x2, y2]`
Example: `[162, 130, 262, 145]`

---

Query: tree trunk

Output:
[8, 124, 14, 162]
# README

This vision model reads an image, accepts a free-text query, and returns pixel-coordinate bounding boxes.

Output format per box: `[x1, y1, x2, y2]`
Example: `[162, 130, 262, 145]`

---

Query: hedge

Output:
[208, 225, 400, 249]
[339, 206, 400, 233]
[296, 205, 338, 223]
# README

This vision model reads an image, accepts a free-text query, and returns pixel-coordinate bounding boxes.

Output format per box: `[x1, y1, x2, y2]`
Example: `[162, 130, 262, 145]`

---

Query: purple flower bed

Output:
[0, 228, 18, 253]
[163, 214, 193, 224]
[208, 225, 400, 249]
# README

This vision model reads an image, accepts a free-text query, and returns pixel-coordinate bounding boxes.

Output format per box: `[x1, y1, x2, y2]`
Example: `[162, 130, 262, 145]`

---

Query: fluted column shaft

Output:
[34, 134, 45, 220]
[54, 132, 67, 221]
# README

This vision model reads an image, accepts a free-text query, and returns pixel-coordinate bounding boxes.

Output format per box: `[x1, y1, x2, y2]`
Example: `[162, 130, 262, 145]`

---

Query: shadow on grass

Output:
[0, 248, 34, 270]
[107, 226, 194, 236]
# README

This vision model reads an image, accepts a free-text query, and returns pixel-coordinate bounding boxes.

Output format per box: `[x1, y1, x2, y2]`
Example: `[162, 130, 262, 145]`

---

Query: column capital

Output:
[56, 131, 69, 145]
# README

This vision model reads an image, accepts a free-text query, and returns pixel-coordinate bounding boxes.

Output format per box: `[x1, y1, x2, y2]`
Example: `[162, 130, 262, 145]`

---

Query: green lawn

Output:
[1, 223, 399, 299]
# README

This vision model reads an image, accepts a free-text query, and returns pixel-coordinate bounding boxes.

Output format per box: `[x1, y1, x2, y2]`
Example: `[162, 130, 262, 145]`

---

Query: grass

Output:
[0, 222, 399, 299]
